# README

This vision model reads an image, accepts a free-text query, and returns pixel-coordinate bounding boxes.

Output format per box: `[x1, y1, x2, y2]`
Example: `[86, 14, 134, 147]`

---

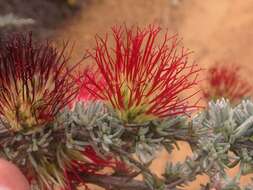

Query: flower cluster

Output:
[0, 33, 79, 131]
[0, 25, 203, 190]
[0, 33, 131, 190]
[203, 63, 252, 104]
[80, 26, 201, 123]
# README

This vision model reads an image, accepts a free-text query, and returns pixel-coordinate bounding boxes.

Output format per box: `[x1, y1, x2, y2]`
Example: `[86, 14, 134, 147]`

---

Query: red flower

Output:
[0, 33, 80, 131]
[203, 63, 252, 103]
[67, 146, 132, 189]
[80, 25, 201, 123]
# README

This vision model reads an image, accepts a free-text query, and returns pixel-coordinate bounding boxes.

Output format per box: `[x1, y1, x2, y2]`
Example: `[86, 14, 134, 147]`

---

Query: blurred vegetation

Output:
[0, 0, 87, 39]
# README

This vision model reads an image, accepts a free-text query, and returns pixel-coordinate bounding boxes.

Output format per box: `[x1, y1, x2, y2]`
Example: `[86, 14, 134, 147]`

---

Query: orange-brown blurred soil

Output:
[56, 0, 253, 189]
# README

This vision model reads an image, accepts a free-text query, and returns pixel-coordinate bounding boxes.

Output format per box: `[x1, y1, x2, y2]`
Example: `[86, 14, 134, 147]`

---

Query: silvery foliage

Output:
[134, 116, 189, 164]
[199, 175, 253, 190]
[144, 172, 166, 190]
[192, 99, 241, 172]
[40, 98, 253, 189]
[164, 156, 200, 187]
[63, 101, 187, 164]
[59, 101, 194, 189]
[162, 98, 253, 190]
[135, 126, 163, 163]
[3, 99, 253, 189]
[0, 124, 55, 164]
[60, 101, 125, 153]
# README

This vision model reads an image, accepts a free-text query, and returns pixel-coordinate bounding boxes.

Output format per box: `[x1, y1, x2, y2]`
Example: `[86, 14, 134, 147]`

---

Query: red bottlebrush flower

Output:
[0, 33, 80, 131]
[68, 146, 132, 188]
[203, 63, 252, 103]
[80, 25, 201, 123]
[75, 146, 131, 174]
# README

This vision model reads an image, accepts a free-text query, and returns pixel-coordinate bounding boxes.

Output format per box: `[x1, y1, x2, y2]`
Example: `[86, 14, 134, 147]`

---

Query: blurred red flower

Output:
[80, 25, 201, 123]
[203, 63, 252, 103]
[67, 146, 132, 189]
[0, 33, 81, 131]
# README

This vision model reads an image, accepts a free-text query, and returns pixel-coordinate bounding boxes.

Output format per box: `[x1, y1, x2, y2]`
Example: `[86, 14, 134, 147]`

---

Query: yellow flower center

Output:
[1, 74, 55, 131]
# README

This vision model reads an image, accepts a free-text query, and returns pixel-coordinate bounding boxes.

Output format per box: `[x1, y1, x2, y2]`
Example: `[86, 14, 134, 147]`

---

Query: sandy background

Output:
[58, 0, 253, 69]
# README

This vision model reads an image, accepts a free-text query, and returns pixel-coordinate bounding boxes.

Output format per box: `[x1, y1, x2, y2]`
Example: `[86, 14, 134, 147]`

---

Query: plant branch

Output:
[79, 173, 149, 190]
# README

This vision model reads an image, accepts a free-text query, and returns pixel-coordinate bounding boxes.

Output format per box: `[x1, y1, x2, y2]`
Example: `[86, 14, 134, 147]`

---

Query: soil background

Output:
[1, 0, 253, 189]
